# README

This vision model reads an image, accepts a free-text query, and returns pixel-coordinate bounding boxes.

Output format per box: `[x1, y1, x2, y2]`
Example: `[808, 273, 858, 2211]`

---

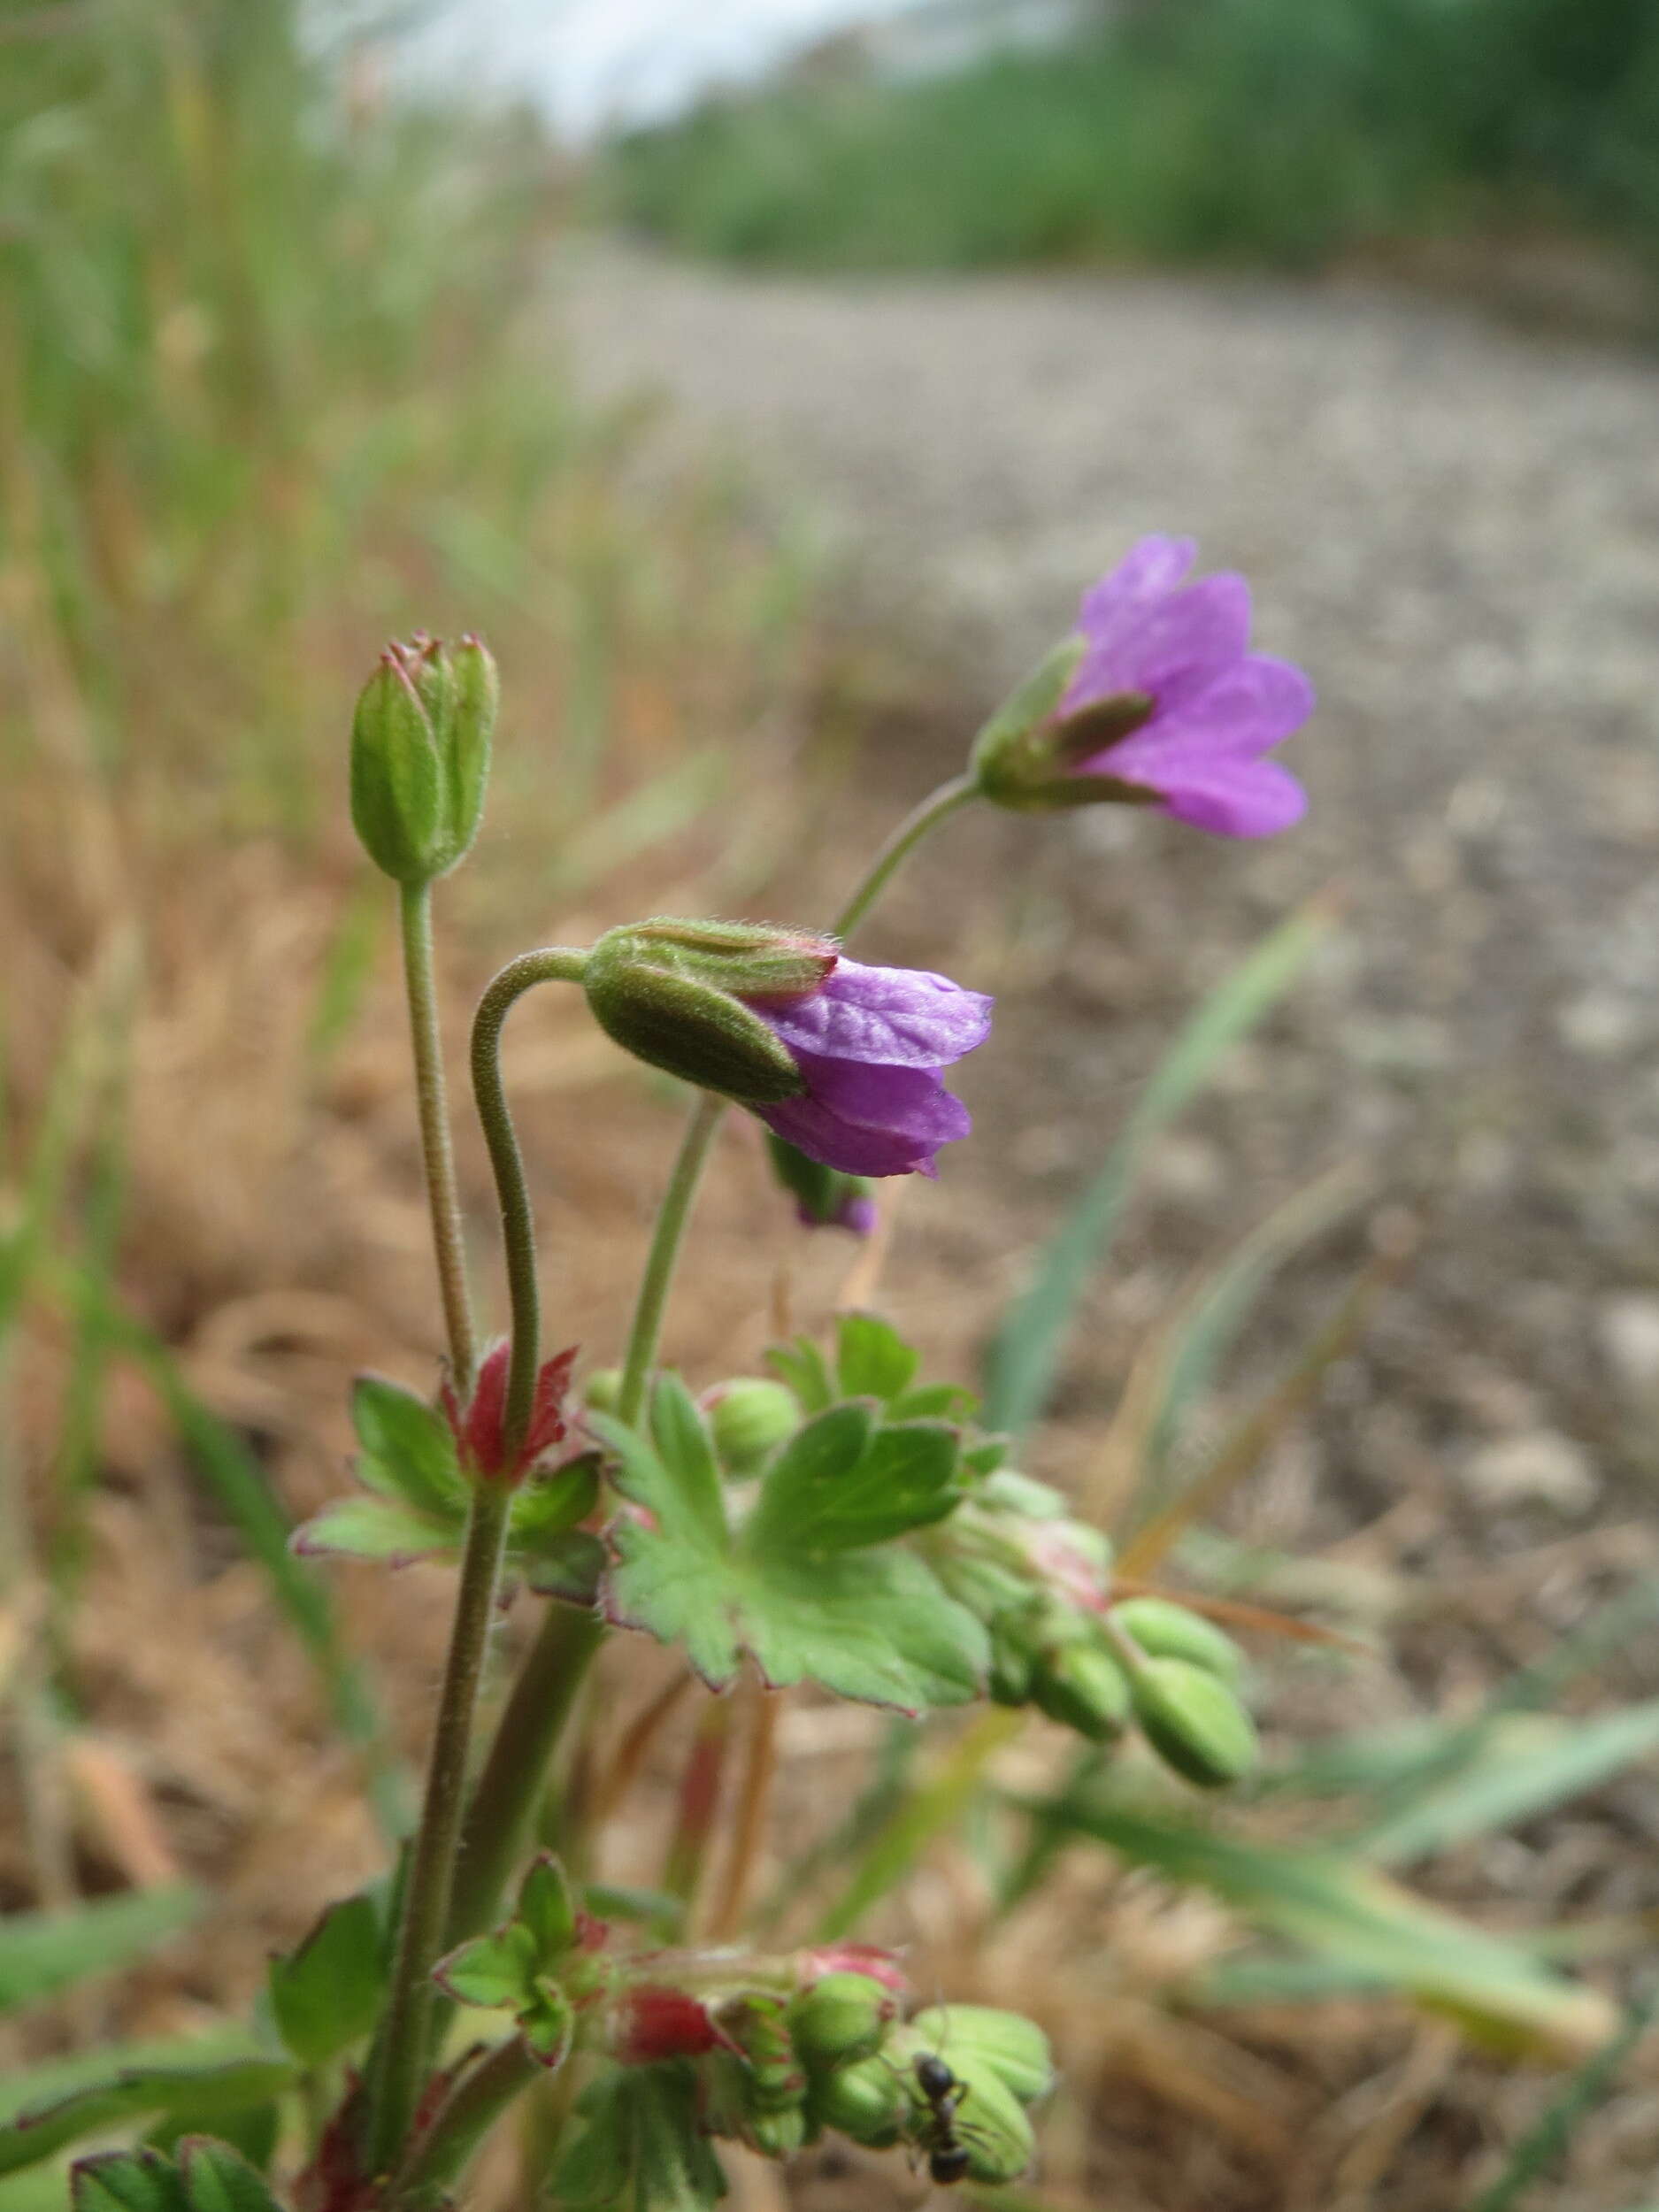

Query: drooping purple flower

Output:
[1056, 534, 1313, 837]
[742, 958, 992, 1179]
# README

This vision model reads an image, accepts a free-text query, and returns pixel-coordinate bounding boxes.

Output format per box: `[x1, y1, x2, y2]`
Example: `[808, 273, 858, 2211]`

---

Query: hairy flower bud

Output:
[583, 919, 836, 1104]
[349, 633, 495, 883]
[1131, 1656, 1258, 1787]
[813, 2055, 909, 2146]
[1110, 1596, 1243, 1684]
[788, 1972, 895, 2068]
[706, 1378, 801, 1475]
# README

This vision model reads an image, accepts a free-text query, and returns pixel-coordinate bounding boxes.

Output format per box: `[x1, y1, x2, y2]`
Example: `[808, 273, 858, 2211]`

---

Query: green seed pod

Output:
[1032, 1637, 1132, 1742]
[788, 1972, 895, 2069]
[349, 634, 495, 884]
[812, 2055, 908, 2147]
[907, 2008, 1055, 2107]
[583, 920, 835, 1105]
[1132, 1656, 1258, 1787]
[708, 1378, 801, 1476]
[1110, 1596, 1243, 1685]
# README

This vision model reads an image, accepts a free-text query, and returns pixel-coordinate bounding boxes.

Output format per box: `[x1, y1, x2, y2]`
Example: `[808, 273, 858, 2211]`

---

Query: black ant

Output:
[911, 2052, 972, 2186]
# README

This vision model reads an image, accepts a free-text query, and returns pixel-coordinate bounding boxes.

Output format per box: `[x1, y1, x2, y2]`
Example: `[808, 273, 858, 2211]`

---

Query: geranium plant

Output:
[12, 544, 1313, 2208]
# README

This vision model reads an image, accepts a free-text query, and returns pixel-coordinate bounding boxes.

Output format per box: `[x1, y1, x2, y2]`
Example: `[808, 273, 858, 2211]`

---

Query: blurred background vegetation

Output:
[605, 0, 1659, 281]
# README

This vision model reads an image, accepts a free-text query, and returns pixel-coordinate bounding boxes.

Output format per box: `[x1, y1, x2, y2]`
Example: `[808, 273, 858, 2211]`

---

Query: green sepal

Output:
[174, 2139, 286, 2212]
[266, 1892, 384, 2064]
[522, 1984, 575, 2070]
[518, 1855, 579, 1961]
[434, 1924, 540, 2012]
[70, 2152, 186, 2212]
[350, 653, 445, 883]
[584, 919, 836, 1105]
[971, 631, 1163, 816]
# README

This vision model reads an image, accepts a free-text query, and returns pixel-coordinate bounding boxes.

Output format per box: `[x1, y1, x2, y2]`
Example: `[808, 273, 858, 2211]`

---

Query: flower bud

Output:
[608, 1984, 720, 2064]
[1032, 1638, 1132, 1742]
[987, 1615, 1040, 1707]
[706, 1378, 801, 1475]
[749, 2105, 810, 2159]
[349, 633, 495, 884]
[812, 2055, 908, 2147]
[907, 2007, 1054, 2107]
[764, 1133, 876, 1234]
[788, 1972, 895, 2069]
[582, 1368, 623, 1417]
[902, 2054, 1035, 2185]
[1131, 1656, 1258, 1787]
[1110, 1596, 1243, 1685]
[583, 919, 836, 1104]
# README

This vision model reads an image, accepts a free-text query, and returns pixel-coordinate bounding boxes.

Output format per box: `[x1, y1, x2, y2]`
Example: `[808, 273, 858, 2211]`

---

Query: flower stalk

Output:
[398, 880, 477, 1387]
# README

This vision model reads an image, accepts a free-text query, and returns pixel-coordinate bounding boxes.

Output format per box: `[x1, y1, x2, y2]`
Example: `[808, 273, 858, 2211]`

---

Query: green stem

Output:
[367, 1480, 513, 2178]
[391, 2035, 541, 2205]
[446, 1604, 604, 1947]
[399, 881, 477, 1384]
[618, 1088, 726, 1425]
[830, 772, 977, 940]
[468, 948, 588, 1455]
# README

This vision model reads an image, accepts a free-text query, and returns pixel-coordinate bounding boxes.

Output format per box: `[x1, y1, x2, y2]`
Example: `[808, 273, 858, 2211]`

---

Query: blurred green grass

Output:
[602, 0, 1659, 276]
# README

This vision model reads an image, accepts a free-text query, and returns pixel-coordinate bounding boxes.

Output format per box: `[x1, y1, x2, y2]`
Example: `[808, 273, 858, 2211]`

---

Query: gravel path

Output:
[555, 249, 1659, 2203]
[561, 242, 1659, 1542]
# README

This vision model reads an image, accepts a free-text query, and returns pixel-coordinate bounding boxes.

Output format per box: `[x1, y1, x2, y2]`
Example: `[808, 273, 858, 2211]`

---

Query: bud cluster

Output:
[925, 1470, 1258, 1787]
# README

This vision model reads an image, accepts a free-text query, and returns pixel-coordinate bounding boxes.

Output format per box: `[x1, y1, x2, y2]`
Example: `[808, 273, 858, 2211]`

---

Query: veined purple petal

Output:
[758, 1094, 943, 1178]
[755, 958, 993, 1067]
[1066, 574, 1252, 712]
[1047, 534, 1312, 840]
[1147, 756, 1308, 838]
[794, 1052, 973, 1145]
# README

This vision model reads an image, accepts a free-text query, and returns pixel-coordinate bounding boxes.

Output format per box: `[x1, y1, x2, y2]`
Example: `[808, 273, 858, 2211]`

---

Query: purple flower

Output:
[743, 958, 992, 1179]
[1058, 535, 1313, 837]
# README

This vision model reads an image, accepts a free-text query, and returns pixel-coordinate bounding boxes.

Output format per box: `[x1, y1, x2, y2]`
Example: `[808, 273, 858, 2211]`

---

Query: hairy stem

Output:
[830, 772, 977, 940]
[391, 2034, 541, 2206]
[469, 948, 589, 1455]
[447, 1603, 604, 1947]
[618, 1088, 726, 1425]
[367, 1480, 512, 2178]
[398, 881, 477, 1383]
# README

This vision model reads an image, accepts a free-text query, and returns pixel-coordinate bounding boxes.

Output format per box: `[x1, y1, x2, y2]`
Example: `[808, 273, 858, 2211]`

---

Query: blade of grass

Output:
[1464, 1987, 1656, 2212]
[984, 895, 1334, 1438]
[1117, 1227, 1412, 1578]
